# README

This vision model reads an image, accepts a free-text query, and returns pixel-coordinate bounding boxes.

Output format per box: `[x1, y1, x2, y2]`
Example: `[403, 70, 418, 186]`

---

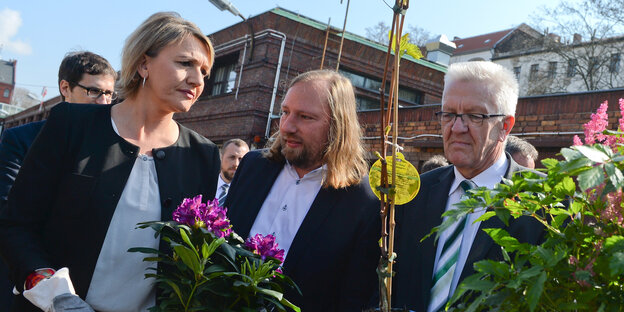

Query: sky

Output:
[1, 0, 563, 101]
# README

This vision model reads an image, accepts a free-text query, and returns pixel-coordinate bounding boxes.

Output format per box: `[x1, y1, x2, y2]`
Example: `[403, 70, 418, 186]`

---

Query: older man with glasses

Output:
[0, 51, 116, 309]
[391, 61, 544, 311]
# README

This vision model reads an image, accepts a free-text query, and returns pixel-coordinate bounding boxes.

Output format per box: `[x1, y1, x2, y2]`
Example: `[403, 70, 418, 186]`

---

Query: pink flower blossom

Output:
[173, 195, 205, 226]
[619, 98, 624, 132]
[245, 234, 285, 263]
[601, 189, 624, 226]
[172, 195, 232, 237]
[573, 135, 583, 146]
[583, 101, 609, 145]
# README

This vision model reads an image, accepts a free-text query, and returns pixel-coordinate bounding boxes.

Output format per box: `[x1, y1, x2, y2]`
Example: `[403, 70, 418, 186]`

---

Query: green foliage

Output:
[428, 144, 624, 311]
[128, 221, 300, 312]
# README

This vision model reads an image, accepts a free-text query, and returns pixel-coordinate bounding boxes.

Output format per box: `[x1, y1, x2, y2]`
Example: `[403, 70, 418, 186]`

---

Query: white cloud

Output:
[0, 8, 32, 55]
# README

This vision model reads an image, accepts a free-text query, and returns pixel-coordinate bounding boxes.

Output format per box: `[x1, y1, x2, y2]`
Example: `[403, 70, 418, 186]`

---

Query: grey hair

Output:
[443, 61, 519, 116]
[421, 154, 449, 173]
[505, 135, 538, 161]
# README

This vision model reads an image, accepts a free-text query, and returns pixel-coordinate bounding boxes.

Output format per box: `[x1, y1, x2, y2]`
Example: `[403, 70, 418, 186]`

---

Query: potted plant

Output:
[130, 195, 300, 312]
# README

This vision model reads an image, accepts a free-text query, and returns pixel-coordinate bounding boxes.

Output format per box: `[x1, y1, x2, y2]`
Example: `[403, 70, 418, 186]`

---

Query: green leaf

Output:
[553, 176, 576, 197]
[517, 266, 543, 281]
[604, 162, 624, 190]
[473, 260, 510, 277]
[483, 228, 525, 253]
[569, 200, 583, 215]
[257, 287, 284, 301]
[179, 228, 196, 252]
[560, 147, 583, 161]
[163, 279, 184, 305]
[577, 165, 605, 191]
[604, 235, 624, 250]
[475, 211, 496, 223]
[174, 245, 202, 275]
[127, 247, 163, 255]
[279, 297, 301, 312]
[575, 145, 609, 162]
[202, 237, 225, 259]
[609, 252, 624, 277]
[526, 271, 547, 312]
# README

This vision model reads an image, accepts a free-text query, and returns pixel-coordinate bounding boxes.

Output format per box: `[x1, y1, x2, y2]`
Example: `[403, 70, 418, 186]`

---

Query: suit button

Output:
[155, 150, 166, 160]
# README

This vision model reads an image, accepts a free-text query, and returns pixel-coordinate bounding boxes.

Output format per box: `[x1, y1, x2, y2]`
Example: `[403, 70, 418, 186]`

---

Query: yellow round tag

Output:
[369, 152, 420, 205]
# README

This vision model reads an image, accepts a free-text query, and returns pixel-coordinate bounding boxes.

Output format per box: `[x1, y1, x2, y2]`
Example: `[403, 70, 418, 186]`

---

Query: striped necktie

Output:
[428, 179, 476, 312]
[217, 184, 229, 206]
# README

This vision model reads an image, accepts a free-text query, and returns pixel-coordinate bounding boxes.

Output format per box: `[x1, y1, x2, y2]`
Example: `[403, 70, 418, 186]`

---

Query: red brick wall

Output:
[359, 88, 624, 169]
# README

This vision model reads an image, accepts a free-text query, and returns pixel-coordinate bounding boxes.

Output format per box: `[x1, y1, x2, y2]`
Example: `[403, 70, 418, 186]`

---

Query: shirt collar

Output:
[448, 152, 509, 195]
[284, 161, 327, 181]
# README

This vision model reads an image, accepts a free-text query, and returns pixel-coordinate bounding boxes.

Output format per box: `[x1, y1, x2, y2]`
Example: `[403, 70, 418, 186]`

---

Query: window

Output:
[2, 89, 8, 98]
[609, 53, 621, 73]
[513, 67, 521, 80]
[339, 68, 423, 110]
[208, 53, 239, 96]
[548, 62, 557, 79]
[588, 57, 599, 75]
[567, 59, 578, 77]
[529, 64, 539, 81]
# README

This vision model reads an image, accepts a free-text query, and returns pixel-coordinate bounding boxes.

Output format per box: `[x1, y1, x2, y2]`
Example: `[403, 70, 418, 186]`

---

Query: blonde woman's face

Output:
[143, 36, 211, 113]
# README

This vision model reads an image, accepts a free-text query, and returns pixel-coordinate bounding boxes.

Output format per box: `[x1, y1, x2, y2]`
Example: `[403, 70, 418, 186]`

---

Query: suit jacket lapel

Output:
[283, 187, 337, 272]
[234, 159, 283, 238]
[461, 153, 519, 280]
[418, 167, 454, 304]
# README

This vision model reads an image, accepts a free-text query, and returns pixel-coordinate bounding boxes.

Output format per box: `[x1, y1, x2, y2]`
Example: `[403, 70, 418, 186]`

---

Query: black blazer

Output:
[0, 121, 45, 312]
[392, 153, 544, 311]
[0, 103, 220, 311]
[225, 151, 381, 312]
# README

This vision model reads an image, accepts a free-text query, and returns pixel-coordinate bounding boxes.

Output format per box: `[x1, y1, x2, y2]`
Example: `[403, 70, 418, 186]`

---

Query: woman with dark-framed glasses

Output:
[0, 12, 220, 312]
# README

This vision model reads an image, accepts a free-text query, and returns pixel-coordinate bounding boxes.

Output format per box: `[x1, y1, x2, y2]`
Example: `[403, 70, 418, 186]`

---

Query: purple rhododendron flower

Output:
[203, 198, 232, 238]
[172, 195, 205, 227]
[173, 196, 232, 237]
[245, 234, 285, 263]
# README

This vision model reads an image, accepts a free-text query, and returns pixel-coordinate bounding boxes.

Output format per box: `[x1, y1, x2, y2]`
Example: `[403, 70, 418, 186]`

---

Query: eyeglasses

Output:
[435, 111, 506, 126]
[75, 83, 117, 101]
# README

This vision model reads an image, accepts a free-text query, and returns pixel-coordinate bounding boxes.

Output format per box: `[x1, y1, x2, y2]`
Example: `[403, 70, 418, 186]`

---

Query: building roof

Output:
[268, 7, 447, 72]
[452, 28, 513, 56]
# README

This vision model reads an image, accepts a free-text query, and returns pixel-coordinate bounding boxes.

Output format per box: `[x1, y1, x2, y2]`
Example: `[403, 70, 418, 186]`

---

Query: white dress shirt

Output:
[85, 119, 160, 312]
[248, 163, 326, 259]
[432, 153, 508, 298]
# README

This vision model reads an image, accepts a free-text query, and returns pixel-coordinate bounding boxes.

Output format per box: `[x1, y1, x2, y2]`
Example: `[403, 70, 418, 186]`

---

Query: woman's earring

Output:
[142, 76, 146, 88]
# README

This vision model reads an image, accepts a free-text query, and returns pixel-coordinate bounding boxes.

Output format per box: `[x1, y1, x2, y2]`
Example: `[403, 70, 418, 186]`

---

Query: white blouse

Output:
[85, 119, 161, 312]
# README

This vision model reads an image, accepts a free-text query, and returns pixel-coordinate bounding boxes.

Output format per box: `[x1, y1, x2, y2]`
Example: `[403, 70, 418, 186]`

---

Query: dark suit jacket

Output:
[0, 102, 221, 312]
[225, 151, 381, 312]
[0, 121, 44, 312]
[392, 153, 544, 311]
[0, 120, 46, 204]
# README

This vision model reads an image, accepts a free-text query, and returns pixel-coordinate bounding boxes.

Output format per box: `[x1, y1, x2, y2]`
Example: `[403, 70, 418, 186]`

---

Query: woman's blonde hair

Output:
[117, 12, 214, 100]
[265, 70, 368, 189]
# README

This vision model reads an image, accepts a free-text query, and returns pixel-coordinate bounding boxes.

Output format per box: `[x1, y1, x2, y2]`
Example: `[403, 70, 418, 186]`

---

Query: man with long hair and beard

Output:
[225, 69, 380, 312]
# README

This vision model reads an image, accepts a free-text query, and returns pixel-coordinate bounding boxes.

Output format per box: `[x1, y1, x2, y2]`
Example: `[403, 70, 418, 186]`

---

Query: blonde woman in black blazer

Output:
[0, 12, 219, 312]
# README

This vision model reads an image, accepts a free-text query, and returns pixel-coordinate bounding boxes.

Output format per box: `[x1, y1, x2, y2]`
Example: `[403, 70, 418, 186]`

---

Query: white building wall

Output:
[493, 41, 624, 96]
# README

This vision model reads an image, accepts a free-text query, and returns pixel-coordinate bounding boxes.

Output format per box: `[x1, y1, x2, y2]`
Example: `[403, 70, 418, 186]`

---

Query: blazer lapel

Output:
[283, 187, 337, 272]
[461, 153, 518, 280]
[418, 167, 454, 305]
[233, 159, 283, 238]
